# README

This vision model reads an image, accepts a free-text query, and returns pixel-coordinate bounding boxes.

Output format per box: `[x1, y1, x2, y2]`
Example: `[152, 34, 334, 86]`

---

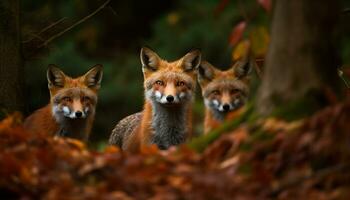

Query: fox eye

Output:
[176, 81, 185, 87]
[212, 90, 220, 95]
[231, 89, 240, 94]
[155, 80, 164, 86]
[63, 97, 72, 102]
[82, 96, 90, 102]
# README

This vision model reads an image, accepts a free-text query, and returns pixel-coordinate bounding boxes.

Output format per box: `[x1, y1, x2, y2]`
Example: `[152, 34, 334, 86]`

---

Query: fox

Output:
[197, 56, 253, 134]
[109, 47, 201, 151]
[24, 65, 103, 142]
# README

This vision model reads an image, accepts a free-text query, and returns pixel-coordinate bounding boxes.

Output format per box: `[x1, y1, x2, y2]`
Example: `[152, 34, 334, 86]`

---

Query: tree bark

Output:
[0, 0, 24, 118]
[257, 0, 340, 115]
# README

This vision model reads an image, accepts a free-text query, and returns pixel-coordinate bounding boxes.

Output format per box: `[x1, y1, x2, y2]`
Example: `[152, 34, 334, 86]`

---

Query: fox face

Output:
[140, 47, 201, 106]
[51, 88, 97, 120]
[198, 58, 253, 119]
[47, 65, 103, 122]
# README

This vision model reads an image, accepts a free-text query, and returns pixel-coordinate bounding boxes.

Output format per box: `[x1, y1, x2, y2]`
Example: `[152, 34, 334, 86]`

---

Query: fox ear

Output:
[140, 47, 160, 72]
[233, 57, 253, 79]
[84, 64, 103, 89]
[198, 61, 215, 82]
[47, 64, 66, 88]
[181, 49, 201, 72]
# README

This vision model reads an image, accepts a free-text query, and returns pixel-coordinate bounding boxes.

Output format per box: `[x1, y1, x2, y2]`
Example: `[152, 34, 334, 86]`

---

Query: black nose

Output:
[75, 111, 82, 118]
[166, 95, 174, 103]
[223, 104, 230, 111]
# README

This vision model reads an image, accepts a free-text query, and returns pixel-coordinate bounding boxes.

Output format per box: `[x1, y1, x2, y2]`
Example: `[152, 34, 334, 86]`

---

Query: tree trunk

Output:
[0, 0, 24, 118]
[257, 0, 340, 115]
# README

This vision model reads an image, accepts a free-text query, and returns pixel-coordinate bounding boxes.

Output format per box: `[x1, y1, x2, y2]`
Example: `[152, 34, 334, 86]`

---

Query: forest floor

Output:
[1, 97, 350, 199]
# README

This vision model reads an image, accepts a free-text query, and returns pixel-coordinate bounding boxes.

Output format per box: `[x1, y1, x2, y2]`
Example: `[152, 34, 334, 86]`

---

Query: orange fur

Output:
[118, 47, 200, 151]
[24, 65, 103, 141]
[24, 105, 59, 135]
[198, 58, 253, 134]
[135, 101, 193, 149]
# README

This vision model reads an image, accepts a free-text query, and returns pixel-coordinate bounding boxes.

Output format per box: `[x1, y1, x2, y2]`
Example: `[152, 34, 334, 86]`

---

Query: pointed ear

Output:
[84, 64, 103, 90]
[233, 57, 253, 79]
[181, 49, 201, 72]
[198, 61, 215, 83]
[140, 47, 160, 72]
[47, 64, 66, 88]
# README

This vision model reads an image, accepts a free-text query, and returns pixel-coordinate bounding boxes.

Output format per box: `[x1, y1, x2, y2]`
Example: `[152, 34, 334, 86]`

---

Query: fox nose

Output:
[166, 95, 174, 103]
[75, 111, 83, 118]
[223, 104, 230, 112]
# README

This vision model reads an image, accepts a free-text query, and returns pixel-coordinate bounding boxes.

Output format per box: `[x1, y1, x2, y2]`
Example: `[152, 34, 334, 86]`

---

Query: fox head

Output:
[47, 65, 103, 121]
[140, 47, 201, 106]
[198, 57, 253, 118]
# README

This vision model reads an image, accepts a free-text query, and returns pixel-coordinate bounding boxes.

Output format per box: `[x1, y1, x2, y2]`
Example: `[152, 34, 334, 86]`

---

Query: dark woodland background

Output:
[22, 0, 250, 147]
[1, 0, 350, 148]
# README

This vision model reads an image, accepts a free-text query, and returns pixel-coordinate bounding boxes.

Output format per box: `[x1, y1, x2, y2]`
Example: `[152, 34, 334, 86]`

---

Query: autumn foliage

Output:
[1, 98, 350, 199]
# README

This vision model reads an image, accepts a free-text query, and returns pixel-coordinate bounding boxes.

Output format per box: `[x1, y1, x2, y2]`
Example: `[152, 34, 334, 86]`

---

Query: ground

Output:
[0, 97, 350, 199]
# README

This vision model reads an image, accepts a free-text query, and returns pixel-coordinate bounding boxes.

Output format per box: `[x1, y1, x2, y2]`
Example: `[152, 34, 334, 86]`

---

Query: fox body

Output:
[198, 57, 252, 134]
[24, 65, 103, 141]
[109, 47, 201, 151]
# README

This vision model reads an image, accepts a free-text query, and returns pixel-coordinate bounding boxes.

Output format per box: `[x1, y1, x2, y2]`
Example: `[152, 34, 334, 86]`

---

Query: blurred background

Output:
[21, 0, 350, 148]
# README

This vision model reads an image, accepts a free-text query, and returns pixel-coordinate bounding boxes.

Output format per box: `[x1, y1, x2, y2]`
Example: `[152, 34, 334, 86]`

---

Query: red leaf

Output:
[229, 21, 246, 46]
[214, 0, 231, 16]
[257, 0, 271, 12]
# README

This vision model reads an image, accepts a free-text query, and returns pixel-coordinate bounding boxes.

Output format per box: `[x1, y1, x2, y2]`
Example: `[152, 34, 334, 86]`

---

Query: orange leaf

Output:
[0, 112, 22, 131]
[232, 39, 250, 61]
[140, 144, 159, 155]
[104, 145, 121, 154]
[249, 26, 269, 57]
[167, 12, 180, 25]
[66, 138, 86, 150]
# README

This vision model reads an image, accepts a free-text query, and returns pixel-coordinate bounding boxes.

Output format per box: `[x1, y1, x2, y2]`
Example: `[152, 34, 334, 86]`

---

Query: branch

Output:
[338, 68, 350, 89]
[38, 0, 111, 49]
[254, 58, 263, 79]
[22, 17, 67, 44]
[107, 5, 117, 16]
[38, 18, 68, 34]
[342, 8, 350, 14]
